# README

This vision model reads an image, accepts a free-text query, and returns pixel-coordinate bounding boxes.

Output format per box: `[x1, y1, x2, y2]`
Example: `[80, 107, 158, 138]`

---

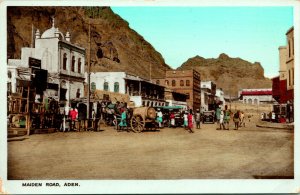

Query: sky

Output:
[111, 6, 293, 78]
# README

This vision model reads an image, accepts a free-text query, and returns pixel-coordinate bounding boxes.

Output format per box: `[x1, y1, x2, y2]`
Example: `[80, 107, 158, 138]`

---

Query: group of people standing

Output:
[156, 108, 198, 133]
[215, 105, 245, 130]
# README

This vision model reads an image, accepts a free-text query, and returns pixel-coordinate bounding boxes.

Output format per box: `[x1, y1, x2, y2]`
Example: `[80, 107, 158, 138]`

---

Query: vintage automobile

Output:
[202, 111, 215, 124]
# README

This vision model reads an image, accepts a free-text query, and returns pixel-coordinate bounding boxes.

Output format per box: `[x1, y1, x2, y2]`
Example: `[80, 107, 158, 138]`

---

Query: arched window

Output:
[104, 82, 109, 91]
[180, 80, 184, 86]
[71, 56, 75, 72]
[7, 71, 12, 79]
[78, 58, 81, 73]
[63, 53, 67, 70]
[172, 80, 176, 86]
[156, 80, 160, 85]
[114, 82, 119, 93]
[254, 99, 258, 104]
[165, 80, 169, 86]
[76, 89, 80, 98]
[186, 80, 190, 86]
[248, 99, 252, 104]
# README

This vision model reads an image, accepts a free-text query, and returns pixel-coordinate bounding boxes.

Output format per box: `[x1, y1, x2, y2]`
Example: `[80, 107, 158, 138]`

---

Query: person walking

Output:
[223, 105, 230, 130]
[195, 109, 201, 129]
[215, 106, 221, 130]
[157, 108, 163, 128]
[183, 111, 188, 129]
[239, 111, 245, 127]
[219, 110, 225, 130]
[118, 108, 127, 131]
[233, 110, 240, 130]
[187, 109, 194, 133]
[170, 112, 175, 128]
[69, 107, 78, 131]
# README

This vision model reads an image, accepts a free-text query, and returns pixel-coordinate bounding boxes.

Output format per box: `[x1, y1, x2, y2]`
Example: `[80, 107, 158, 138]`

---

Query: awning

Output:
[155, 106, 183, 110]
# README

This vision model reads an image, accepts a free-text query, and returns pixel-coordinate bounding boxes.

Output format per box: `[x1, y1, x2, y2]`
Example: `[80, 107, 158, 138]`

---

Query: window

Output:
[180, 80, 184, 86]
[78, 58, 81, 73]
[63, 53, 67, 70]
[7, 71, 12, 79]
[292, 68, 294, 85]
[288, 40, 291, 58]
[91, 82, 96, 92]
[156, 80, 160, 85]
[292, 38, 294, 55]
[289, 69, 291, 86]
[172, 80, 176, 86]
[186, 80, 190, 86]
[76, 89, 80, 98]
[165, 80, 169, 86]
[244, 99, 247, 104]
[104, 82, 109, 91]
[71, 56, 75, 72]
[114, 82, 119, 93]
[254, 99, 258, 104]
[248, 99, 252, 104]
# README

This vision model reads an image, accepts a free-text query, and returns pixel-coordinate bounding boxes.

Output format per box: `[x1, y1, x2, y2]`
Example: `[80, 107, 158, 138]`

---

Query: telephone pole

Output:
[87, 18, 91, 120]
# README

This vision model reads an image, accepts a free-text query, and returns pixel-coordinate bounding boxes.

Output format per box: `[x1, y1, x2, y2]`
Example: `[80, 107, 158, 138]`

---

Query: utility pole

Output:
[87, 18, 91, 121]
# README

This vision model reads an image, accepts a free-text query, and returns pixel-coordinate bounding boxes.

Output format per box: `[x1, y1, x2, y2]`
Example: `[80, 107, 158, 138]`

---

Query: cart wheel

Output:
[131, 114, 144, 133]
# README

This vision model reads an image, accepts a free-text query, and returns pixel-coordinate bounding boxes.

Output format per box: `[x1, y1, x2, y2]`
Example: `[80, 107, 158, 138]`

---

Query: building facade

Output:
[7, 19, 85, 105]
[154, 69, 201, 111]
[239, 88, 274, 105]
[200, 81, 217, 112]
[90, 72, 166, 107]
[272, 26, 294, 104]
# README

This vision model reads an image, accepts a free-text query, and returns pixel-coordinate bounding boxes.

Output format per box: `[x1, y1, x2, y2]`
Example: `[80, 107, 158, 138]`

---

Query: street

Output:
[8, 115, 293, 179]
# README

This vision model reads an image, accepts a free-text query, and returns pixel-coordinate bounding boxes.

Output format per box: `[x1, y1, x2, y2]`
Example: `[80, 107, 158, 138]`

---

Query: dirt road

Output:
[8, 116, 293, 179]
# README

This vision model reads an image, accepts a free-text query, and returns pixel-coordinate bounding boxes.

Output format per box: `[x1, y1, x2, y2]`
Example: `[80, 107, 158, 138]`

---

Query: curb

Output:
[256, 124, 293, 130]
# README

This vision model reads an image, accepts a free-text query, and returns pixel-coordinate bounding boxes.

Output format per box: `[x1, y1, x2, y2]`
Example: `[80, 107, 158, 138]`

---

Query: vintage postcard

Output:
[0, 0, 299, 194]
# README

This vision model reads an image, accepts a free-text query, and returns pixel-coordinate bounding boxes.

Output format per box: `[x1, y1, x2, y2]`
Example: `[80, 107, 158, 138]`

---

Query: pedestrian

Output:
[219, 110, 225, 130]
[223, 105, 230, 130]
[69, 107, 78, 131]
[187, 109, 194, 133]
[239, 111, 245, 127]
[156, 108, 163, 128]
[195, 109, 201, 129]
[215, 106, 221, 130]
[118, 108, 127, 131]
[183, 111, 188, 129]
[77, 103, 87, 131]
[170, 111, 175, 128]
[233, 110, 240, 130]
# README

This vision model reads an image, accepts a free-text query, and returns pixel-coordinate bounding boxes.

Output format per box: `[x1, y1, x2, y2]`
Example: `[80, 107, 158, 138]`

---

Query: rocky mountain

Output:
[7, 7, 271, 97]
[7, 6, 171, 79]
[177, 53, 272, 96]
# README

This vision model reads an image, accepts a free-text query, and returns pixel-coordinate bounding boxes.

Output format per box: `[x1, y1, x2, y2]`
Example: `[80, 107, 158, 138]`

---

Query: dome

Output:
[41, 17, 65, 39]
[41, 26, 56, 38]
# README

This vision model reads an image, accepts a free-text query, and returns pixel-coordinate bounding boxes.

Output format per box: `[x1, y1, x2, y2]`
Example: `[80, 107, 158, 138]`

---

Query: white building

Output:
[7, 18, 85, 105]
[238, 88, 275, 105]
[215, 88, 225, 109]
[89, 72, 166, 107]
[200, 81, 217, 112]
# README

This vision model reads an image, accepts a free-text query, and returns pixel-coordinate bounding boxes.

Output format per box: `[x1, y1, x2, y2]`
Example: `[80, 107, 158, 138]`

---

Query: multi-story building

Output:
[7, 18, 85, 105]
[200, 81, 216, 112]
[90, 72, 166, 107]
[215, 88, 225, 109]
[154, 69, 201, 111]
[272, 26, 294, 104]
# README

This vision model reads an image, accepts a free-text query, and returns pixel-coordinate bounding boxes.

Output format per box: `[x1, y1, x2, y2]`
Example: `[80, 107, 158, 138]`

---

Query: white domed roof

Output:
[41, 26, 56, 38]
[41, 17, 65, 39]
